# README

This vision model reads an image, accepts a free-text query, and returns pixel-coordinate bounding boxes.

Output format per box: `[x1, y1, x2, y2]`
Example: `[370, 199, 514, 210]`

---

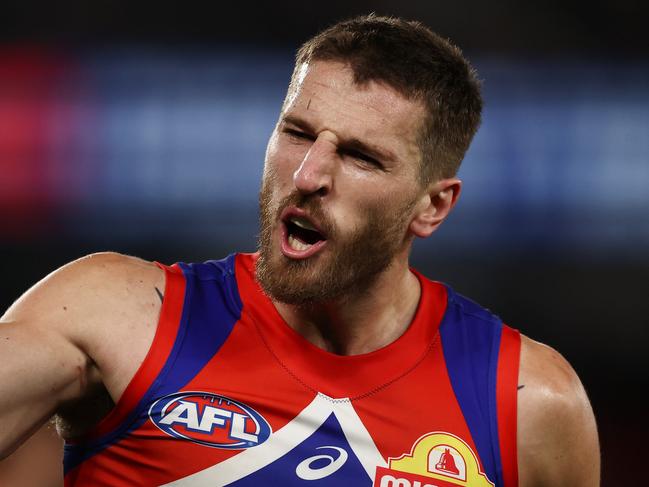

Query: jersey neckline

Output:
[234, 253, 448, 399]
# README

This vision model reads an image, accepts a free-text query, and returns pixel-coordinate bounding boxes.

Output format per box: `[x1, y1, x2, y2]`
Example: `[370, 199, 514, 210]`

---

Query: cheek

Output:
[263, 131, 280, 177]
[264, 135, 306, 185]
[328, 170, 384, 222]
[349, 186, 416, 230]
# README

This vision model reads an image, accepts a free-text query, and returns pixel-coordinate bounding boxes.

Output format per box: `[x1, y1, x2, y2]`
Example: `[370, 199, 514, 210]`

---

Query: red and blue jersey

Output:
[64, 253, 521, 487]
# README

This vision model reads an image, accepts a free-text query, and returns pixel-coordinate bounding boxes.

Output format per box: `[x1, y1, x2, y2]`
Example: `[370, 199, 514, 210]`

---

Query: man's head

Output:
[291, 14, 483, 184]
[256, 15, 483, 305]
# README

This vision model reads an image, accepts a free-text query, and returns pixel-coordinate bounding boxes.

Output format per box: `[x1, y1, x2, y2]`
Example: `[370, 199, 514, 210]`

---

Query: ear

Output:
[409, 178, 462, 238]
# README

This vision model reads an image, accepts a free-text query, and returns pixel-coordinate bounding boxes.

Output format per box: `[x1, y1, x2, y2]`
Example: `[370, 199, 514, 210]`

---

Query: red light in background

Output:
[0, 46, 78, 237]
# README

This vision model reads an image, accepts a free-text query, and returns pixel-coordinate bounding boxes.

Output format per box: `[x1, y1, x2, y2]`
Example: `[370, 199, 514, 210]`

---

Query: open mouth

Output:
[280, 211, 328, 259]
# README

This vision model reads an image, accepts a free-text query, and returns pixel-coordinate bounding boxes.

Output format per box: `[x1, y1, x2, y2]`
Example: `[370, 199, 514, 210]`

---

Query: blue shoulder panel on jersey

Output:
[157, 254, 242, 394]
[64, 253, 243, 474]
[439, 285, 504, 487]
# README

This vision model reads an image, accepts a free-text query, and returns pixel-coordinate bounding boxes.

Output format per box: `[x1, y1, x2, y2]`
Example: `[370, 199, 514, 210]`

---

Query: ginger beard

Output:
[256, 177, 416, 305]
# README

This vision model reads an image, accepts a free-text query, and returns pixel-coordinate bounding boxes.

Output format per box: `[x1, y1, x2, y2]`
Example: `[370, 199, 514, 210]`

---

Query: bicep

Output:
[0, 255, 108, 458]
[0, 252, 165, 458]
[0, 311, 89, 458]
[517, 336, 600, 487]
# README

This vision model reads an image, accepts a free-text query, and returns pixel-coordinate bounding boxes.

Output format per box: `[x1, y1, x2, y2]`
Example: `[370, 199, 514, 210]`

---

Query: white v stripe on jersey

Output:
[161, 393, 386, 486]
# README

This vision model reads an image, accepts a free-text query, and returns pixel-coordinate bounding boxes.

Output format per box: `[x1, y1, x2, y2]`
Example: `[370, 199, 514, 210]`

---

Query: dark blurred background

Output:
[1, 1, 647, 485]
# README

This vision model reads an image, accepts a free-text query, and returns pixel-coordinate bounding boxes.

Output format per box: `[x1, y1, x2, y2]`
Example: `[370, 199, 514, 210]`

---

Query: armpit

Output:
[56, 382, 115, 440]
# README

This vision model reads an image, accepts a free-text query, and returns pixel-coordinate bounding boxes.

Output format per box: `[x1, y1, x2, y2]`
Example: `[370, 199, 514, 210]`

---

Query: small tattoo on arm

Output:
[518, 384, 525, 390]
[155, 287, 164, 303]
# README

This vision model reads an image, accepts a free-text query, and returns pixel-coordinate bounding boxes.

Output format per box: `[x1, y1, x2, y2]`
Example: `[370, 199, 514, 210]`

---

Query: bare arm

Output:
[0, 259, 93, 458]
[0, 421, 63, 486]
[517, 335, 600, 487]
[0, 252, 164, 459]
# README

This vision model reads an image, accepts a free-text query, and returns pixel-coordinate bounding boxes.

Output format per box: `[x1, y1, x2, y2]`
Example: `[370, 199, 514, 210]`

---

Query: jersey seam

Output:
[353, 332, 441, 402]
[451, 300, 501, 327]
[247, 304, 442, 401]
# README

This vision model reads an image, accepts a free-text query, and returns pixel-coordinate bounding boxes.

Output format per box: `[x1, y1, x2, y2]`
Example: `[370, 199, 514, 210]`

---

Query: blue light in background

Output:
[1, 49, 647, 257]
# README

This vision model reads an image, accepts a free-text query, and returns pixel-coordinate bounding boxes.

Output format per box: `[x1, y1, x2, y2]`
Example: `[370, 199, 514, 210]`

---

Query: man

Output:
[0, 15, 599, 487]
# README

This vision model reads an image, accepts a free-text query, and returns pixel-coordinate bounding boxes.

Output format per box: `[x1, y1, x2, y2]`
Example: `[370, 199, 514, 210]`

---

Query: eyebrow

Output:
[281, 115, 397, 163]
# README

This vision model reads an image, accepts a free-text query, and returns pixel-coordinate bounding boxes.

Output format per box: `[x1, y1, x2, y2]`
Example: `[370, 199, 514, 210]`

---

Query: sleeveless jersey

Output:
[63, 253, 521, 487]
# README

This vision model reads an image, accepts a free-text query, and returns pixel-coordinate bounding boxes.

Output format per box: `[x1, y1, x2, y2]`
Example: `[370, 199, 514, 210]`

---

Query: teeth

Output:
[290, 217, 318, 231]
[288, 234, 312, 251]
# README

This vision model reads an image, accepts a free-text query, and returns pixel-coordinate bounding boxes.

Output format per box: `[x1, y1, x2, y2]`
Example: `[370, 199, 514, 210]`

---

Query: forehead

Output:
[283, 61, 425, 165]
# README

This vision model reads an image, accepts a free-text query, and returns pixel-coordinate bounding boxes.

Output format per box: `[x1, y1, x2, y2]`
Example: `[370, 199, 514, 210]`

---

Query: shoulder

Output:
[59, 251, 166, 335]
[6, 251, 161, 299]
[50, 251, 163, 290]
[4, 251, 164, 330]
[517, 335, 600, 487]
[3, 252, 166, 395]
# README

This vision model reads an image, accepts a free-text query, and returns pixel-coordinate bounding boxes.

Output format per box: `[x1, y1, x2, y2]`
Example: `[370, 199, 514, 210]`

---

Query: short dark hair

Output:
[292, 14, 483, 183]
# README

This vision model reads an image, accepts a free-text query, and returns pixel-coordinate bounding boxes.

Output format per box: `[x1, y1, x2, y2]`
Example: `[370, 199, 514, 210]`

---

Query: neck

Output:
[272, 255, 421, 356]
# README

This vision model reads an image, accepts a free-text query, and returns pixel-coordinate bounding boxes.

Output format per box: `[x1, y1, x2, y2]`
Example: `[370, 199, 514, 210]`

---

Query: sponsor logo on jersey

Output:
[373, 432, 494, 487]
[148, 391, 272, 449]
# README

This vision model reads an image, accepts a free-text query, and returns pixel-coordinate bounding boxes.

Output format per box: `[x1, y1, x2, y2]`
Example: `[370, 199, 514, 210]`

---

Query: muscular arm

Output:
[0, 421, 63, 486]
[0, 252, 164, 459]
[517, 335, 600, 487]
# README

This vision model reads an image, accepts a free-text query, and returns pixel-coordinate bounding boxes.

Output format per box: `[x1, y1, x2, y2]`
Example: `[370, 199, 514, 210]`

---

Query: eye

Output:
[283, 127, 314, 142]
[342, 149, 383, 170]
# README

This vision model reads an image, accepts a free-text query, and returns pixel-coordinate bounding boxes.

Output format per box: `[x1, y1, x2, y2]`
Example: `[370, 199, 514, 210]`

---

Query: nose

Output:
[293, 135, 336, 196]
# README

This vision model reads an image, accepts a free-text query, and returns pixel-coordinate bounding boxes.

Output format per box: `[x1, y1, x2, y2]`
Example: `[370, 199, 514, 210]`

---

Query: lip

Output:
[279, 207, 328, 260]
[280, 207, 326, 235]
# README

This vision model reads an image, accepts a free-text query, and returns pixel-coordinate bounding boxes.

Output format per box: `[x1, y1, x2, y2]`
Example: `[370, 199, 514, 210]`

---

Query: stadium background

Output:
[1, 1, 647, 485]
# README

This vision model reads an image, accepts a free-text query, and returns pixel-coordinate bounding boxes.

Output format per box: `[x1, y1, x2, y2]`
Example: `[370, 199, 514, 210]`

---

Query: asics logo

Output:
[295, 446, 349, 480]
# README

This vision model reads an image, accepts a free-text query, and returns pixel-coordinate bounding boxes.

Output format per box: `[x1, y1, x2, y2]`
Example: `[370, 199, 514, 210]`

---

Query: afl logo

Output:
[148, 391, 272, 449]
